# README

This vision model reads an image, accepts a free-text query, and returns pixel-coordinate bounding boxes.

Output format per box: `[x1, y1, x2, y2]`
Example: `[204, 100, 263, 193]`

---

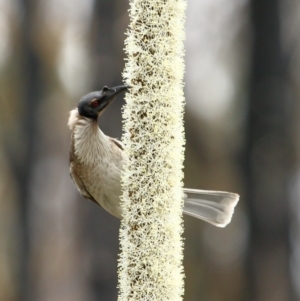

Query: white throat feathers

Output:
[68, 109, 112, 166]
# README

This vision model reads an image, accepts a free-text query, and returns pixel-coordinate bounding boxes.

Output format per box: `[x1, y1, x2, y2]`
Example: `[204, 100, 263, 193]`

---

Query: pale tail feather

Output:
[183, 188, 239, 227]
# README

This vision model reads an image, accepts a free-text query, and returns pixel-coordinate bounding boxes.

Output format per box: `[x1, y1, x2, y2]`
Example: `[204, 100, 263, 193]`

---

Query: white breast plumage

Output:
[69, 108, 124, 218]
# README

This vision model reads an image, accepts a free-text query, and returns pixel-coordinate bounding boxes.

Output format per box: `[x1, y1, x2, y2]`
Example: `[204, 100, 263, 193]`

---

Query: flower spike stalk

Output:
[118, 0, 186, 300]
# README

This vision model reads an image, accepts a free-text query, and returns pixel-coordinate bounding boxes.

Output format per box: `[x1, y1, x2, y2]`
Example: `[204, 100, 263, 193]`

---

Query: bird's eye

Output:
[91, 99, 100, 108]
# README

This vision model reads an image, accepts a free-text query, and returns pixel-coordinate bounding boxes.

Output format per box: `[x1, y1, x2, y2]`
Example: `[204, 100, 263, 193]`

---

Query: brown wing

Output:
[110, 137, 124, 150]
[69, 134, 100, 206]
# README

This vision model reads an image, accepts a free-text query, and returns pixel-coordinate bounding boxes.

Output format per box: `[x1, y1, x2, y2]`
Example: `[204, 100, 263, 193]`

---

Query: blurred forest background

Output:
[0, 0, 300, 300]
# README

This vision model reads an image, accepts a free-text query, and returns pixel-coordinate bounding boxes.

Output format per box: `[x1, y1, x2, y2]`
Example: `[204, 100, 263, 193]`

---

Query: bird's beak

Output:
[98, 84, 129, 113]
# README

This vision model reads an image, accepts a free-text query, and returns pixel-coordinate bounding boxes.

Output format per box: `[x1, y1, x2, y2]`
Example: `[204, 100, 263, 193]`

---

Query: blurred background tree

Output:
[0, 0, 299, 300]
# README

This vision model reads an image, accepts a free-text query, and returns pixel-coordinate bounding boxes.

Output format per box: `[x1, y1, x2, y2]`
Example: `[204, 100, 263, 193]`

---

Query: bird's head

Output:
[77, 85, 129, 119]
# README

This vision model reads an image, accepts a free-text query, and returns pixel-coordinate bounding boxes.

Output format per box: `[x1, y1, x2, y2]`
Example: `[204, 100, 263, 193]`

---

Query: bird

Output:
[68, 85, 239, 227]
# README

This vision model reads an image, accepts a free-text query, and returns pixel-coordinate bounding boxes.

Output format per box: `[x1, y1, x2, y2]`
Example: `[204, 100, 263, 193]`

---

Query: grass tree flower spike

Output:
[118, 0, 187, 300]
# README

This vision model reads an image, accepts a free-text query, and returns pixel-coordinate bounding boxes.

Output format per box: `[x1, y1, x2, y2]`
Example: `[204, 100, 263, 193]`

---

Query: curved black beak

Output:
[103, 85, 129, 98]
[98, 84, 129, 113]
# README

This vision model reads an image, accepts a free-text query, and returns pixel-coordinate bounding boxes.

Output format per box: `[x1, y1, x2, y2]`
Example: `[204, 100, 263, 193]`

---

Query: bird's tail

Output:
[183, 188, 239, 227]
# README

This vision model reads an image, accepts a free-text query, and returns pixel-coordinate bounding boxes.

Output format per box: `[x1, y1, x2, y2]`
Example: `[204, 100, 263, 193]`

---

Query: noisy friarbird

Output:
[68, 85, 239, 227]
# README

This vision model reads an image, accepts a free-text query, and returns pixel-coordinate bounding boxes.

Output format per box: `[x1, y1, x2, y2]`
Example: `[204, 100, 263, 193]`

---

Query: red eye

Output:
[91, 99, 99, 108]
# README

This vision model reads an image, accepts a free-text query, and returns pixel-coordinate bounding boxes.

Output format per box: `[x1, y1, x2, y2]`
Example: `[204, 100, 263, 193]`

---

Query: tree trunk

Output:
[245, 0, 296, 300]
